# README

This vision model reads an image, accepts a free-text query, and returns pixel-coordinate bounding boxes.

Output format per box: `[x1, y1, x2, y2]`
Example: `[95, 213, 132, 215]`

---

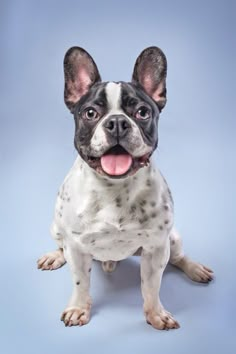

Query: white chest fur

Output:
[51, 156, 173, 261]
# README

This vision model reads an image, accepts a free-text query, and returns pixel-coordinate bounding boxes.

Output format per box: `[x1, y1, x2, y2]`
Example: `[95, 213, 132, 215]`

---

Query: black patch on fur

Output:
[130, 204, 136, 213]
[116, 197, 122, 207]
[119, 217, 124, 224]
[120, 83, 159, 150]
[139, 215, 149, 224]
[72, 231, 81, 235]
[146, 179, 151, 187]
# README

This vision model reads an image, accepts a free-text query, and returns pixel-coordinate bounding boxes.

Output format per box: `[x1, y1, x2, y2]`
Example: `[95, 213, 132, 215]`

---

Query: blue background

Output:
[1, 0, 235, 353]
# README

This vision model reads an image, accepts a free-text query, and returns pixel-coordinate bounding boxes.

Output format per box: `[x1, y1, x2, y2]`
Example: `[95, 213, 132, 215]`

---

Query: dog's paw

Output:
[175, 257, 214, 283]
[102, 260, 118, 273]
[146, 309, 180, 330]
[37, 249, 66, 271]
[61, 307, 90, 327]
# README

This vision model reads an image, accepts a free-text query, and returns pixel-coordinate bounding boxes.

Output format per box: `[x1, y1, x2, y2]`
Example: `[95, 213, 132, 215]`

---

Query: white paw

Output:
[176, 257, 214, 283]
[102, 260, 118, 273]
[146, 309, 180, 330]
[186, 263, 214, 283]
[61, 307, 90, 327]
[37, 249, 66, 270]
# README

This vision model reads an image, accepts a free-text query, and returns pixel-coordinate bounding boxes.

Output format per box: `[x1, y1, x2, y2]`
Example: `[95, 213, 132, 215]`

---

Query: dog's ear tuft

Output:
[64, 47, 101, 113]
[132, 47, 167, 111]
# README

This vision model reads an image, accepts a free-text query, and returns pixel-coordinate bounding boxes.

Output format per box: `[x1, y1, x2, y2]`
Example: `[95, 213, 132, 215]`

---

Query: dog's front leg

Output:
[141, 240, 180, 330]
[61, 240, 92, 327]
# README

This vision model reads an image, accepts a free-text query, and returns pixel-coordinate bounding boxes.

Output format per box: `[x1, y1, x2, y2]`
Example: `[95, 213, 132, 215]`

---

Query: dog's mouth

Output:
[87, 145, 151, 178]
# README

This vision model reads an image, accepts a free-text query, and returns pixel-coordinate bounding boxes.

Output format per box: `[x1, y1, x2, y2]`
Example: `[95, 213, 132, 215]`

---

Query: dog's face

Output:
[64, 47, 167, 179]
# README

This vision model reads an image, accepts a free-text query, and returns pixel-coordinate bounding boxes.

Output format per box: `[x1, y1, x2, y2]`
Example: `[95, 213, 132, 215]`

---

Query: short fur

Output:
[37, 46, 213, 330]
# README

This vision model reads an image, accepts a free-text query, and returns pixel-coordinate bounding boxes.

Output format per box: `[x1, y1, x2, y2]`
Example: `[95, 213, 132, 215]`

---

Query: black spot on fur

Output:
[116, 197, 122, 207]
[119, 217, 124, 224]
[140, 200, 147, 207]
[164, 220, 169, 224]
[89, 268, 91, 272]
[130, 204, 136, 213]
[76, 281, 80, 285]
[146, 179, 151, 187]
[171, 239, 175, 245]
[159, 225, 164, 230]
[151, 212, 157, 218]
[72, 231, 81, 235]
[139, 215, 149, 224]
[150, 201, 156, 207]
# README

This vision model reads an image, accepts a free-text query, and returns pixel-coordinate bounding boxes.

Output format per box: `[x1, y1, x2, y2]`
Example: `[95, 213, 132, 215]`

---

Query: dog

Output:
[37, 46, 213, 330]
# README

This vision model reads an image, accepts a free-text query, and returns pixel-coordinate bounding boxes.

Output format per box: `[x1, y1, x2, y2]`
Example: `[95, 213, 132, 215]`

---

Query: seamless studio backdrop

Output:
[0, 1, 235, 354]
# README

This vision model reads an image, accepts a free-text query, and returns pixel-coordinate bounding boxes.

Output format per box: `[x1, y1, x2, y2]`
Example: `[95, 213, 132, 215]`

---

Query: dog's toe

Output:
[37, 249, 66, 271]
[174, 257, 214, 283]
[146, 309, 180, 330]
[61, 307, 90, 327]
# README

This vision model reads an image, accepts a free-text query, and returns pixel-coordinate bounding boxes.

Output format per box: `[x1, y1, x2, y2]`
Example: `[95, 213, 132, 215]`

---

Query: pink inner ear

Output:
[142, 75, 154, 95]
[76, 66, 92, 97]
[142, 74, 164, 102]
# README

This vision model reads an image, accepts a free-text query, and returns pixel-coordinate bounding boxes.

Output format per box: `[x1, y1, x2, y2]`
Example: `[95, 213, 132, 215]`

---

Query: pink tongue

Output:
[101, 154, 132, 176]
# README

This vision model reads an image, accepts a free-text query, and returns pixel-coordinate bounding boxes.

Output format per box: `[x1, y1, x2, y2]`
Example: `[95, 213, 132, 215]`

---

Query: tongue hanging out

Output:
[101, 154, 132, 176]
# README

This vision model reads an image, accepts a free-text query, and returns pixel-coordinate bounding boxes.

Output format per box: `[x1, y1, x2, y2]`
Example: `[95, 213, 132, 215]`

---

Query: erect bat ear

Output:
[64, 47, 101, 113]
[132, 46, 167, 111]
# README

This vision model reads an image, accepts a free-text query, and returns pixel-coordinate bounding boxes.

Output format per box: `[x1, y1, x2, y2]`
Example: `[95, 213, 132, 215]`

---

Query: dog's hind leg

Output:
[169, 228, 214, 283]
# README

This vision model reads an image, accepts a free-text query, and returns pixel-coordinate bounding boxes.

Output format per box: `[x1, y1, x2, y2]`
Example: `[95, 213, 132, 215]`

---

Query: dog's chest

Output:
[55, 158, 172, 260]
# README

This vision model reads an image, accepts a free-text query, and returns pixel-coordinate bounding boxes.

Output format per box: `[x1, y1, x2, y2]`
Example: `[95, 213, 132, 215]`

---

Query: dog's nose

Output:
[104, 115, 131, 138]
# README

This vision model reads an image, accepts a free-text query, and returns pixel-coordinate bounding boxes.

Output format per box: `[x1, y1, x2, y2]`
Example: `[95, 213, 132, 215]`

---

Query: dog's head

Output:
[64, 46, 167, 179]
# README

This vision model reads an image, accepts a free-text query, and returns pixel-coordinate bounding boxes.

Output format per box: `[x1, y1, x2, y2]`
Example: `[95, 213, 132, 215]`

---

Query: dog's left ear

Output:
[64, 47, 101, 113]
[132, 46, 167, 111]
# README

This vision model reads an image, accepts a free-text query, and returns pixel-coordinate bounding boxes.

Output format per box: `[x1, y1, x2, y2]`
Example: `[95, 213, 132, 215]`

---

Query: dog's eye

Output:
[84, 108, 99, 120]
[135, 106, 151, 120]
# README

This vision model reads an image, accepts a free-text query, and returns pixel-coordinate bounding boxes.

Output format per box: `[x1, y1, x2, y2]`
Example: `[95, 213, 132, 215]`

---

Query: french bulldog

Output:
[37, 46, 213, 330]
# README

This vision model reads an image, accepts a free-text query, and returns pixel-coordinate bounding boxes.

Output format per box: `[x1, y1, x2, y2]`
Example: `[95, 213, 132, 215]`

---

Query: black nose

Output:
[104, 115, 131, 138]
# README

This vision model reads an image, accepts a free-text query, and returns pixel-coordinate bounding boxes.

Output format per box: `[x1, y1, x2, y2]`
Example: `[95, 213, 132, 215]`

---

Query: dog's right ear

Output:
[64, 47, 101, 113]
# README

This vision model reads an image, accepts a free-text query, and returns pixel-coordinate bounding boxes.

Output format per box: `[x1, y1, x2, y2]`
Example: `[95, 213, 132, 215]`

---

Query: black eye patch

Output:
[74, 83, 108, 119]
